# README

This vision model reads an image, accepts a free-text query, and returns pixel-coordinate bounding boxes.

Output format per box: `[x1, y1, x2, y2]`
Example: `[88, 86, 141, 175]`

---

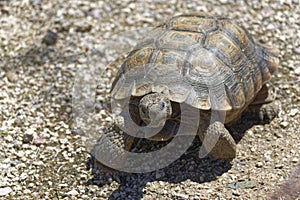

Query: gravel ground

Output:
[0, 0, 299, 199]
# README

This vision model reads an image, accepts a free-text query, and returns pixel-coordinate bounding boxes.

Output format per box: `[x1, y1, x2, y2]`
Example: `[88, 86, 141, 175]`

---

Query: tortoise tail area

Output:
[255, 44, 280, 83]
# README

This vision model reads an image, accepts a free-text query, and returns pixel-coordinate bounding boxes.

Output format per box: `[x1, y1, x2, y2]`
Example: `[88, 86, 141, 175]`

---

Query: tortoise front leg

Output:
[93, 123, 134, 175]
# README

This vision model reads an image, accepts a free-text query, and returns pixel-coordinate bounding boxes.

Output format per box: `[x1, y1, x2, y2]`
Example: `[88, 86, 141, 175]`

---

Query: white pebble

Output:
[59, 138, 68, 144]
[0, 187, 12, 196]
[67, 189, 79, 196]
[294, 66, 300, 75]
[289, 108, 299, 117]
[280, 121, 289, 128]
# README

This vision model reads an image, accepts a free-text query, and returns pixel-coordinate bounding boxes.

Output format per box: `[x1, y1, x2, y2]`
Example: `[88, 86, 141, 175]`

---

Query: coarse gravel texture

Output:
[0, 0, 299, 199]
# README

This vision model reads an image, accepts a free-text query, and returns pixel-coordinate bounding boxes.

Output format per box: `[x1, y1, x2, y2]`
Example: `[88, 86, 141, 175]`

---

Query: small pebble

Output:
[20, 173, 28, 181]
[294, 47, 300, 55]
[172, 192, 189, 199]
[289, 108, 298, 117]
[280, 121, 289, 128]
[42, 30, 58, 45]
[22, 134, 34, 144]
[67, 189, 79, 196]
[59, 138, 68, 144]
[5, 71, 18, 83]
[294, 66, 300, 75]
[256, 162, 263, 168]
[275, 164, 284, 169]
[0, 187, 12, 196]
[218, 0, 229, 4]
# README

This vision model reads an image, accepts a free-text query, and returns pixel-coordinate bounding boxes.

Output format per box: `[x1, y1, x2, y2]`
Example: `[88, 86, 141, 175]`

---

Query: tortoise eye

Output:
[141, 105, 147, 114]
[160, 102, 165, 110]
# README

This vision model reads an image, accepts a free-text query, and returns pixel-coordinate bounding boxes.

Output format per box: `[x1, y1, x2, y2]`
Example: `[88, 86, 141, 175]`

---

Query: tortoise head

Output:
[139, 93, 172, 127]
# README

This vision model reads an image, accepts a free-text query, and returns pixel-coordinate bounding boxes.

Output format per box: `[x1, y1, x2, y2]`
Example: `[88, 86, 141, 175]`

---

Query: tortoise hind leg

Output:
[247, 83, 281, 121]
[198, 121, 236, 159]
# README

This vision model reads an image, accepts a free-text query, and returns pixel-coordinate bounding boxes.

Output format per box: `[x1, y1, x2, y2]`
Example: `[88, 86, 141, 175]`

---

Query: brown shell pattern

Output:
[111, 14, 279, 110]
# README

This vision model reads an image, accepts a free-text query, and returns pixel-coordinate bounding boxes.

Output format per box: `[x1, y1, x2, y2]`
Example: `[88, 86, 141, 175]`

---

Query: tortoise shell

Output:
[111, 14, 279, 112]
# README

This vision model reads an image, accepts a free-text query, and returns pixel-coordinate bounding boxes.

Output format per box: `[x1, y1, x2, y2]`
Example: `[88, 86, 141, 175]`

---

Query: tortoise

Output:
[95, 14, 279, 172]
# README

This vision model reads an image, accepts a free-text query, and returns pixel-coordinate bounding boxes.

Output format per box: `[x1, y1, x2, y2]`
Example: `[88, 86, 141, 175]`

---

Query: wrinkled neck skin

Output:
[138, 93, 172, 127]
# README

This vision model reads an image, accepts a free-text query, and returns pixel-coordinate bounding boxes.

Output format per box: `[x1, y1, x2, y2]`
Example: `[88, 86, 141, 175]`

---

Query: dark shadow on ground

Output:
[87, 138, 232, 200]
[87, 108, 274, 200]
